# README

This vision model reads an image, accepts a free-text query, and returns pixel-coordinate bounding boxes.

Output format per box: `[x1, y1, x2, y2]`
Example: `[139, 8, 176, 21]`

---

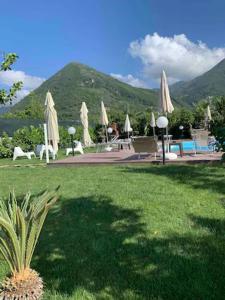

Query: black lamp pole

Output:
[156, 116, 168, 165]
[161, 129, 165, 165]
[70, 134, 75, 156]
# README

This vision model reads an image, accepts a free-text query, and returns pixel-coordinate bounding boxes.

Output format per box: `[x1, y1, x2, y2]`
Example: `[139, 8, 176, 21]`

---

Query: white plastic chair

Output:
[66, 141, 84, 156]
[36, 144, 56, 160]
[13, 147, 36, 161]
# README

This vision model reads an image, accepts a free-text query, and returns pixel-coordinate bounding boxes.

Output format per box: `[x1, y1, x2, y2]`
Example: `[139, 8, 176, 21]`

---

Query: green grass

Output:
[0, 163, 225, 299]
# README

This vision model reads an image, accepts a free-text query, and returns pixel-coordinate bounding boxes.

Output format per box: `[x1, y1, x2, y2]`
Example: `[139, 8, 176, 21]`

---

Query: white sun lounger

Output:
[66, 141, 84, 156]
[13, 147, 36, 161]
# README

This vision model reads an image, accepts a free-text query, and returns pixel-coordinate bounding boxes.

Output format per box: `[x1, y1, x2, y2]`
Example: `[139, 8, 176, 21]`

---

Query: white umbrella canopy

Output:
[206, 105, 212, 121]
[124, 114, 132, 138]
[100, 101, 109, 126]
[160, 70, 174, 153]
[150, 112, 156, 127]
[100, 101, 109, 142]
[205, 105, 212, 129]
[150, 112, 156, 137]
[80, 102, 93, 147]
[160, 70, 174, 114]
[44, 91, 59, 153]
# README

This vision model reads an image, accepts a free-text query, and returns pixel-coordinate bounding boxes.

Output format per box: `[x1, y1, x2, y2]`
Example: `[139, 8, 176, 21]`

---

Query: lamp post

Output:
[156, 116, 168, 165]
[68, 126, 76, 156]
[179, 125, 184, 139]
[107, 127, 113, 142]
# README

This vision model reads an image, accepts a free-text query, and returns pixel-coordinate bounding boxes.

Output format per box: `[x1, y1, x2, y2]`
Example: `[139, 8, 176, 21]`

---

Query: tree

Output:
[0, 53, 23, 104]
[168, 108, 194, 138]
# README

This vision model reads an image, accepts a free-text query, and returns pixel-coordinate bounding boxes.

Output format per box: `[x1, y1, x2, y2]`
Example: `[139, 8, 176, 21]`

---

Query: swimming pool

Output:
[169, 141, 212, 152]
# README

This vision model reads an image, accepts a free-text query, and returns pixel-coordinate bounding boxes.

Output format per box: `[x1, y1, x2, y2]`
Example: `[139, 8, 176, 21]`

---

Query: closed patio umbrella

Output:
[80, 102, 93, 147]
[160, 70, 174, 151]
[100, 101, 109, 142]
[124, 114, 132, 138]
[150, 112, 156, 137]
[160, 70, 174, 114]
[205, 105, 212, 129]
[45, 91, 59, 153]
[206, 105, 212, 121]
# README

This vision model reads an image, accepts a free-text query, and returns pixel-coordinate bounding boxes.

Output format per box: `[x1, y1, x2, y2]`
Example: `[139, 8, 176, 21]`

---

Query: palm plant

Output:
[0, 187, 59, 299]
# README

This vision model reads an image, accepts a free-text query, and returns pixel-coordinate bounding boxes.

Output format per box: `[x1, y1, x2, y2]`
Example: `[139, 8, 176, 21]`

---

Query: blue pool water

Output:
[169, 141, 211, 152]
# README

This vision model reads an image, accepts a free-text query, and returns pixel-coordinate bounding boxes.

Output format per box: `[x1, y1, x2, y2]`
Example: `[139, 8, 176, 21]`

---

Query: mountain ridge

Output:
[170, 58, 225, 105]
[12, 62, 159, 121]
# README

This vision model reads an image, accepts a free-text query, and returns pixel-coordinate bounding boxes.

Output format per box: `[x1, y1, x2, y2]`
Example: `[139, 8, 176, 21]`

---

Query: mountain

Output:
[170, 58, 225, 105]
[12, 62, 159, 122]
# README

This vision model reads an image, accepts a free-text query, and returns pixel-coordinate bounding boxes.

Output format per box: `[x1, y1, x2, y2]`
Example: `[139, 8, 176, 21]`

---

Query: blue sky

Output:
[1, 0, 225, 97]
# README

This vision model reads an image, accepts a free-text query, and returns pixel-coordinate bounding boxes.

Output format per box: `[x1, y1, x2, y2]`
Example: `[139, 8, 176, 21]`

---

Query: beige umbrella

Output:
[206, 105, 212, 121]
[124, 114, 132, 139]
[45, 91, 59, 153]
[160, 70, 174, 114]
[100, 101, 109, 142]
[160, 70, 174, 152]
[150, 112, 156, 137]
[100, 101, 109, 126]
[205, 105, 212, 129]
[80, 102, 93, 147]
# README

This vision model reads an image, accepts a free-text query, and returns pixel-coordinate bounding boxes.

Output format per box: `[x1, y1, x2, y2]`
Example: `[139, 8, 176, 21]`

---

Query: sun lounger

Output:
[132, 136, 159, 159]
[36, 144, 56, 160]
[191, 129, 215, 154]
[66, 141, 84, 156]
[13, 147, 36, 161]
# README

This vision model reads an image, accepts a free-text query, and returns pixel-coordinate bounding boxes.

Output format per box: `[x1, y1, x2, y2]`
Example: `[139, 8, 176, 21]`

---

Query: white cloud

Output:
[110, 73, 147, 88]
[129, 33, 225, 84]
[0, 70, 45, 102]
[14, 89, 31, 103]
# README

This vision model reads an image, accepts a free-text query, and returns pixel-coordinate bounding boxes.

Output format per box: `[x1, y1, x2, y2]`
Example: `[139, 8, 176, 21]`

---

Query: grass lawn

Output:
[0, 162, 225, 299]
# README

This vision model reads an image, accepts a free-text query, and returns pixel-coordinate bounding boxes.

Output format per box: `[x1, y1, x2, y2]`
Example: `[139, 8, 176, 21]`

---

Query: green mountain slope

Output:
[170, 58, 225, 105]
[12, 62, 159, 121]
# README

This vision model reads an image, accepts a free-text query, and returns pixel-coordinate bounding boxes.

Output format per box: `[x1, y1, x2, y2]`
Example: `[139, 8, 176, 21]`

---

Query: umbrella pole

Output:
[165, 113, 169, 153]
[43, 123, 49, 164]
[153, 126, 156, 138]
[105, 125, 108, 143]
[166, 126, 169, 152]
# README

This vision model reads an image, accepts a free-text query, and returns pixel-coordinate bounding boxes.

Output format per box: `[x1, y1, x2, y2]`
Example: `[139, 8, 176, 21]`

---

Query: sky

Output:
[1, 0, 225, 99]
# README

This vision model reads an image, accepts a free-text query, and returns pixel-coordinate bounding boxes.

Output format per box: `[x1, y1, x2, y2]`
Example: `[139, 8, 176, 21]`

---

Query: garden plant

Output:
[0, 187, 59, 299]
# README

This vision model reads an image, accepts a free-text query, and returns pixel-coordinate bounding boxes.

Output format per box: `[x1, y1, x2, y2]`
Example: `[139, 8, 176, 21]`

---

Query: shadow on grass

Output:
[121, 164, 225, 195]
[33, 195, 225, 299]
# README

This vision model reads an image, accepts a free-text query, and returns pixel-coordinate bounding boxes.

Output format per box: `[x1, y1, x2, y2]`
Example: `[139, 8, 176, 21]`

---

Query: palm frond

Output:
[0, 188, 59, 274]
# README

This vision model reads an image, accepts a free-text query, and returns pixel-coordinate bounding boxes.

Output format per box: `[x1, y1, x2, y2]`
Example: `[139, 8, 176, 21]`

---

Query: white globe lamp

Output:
[156, 116, 168, 129]
[68, 126, 76, 135]
[68, 127, 76, 156]
[107, 127, 113, 134]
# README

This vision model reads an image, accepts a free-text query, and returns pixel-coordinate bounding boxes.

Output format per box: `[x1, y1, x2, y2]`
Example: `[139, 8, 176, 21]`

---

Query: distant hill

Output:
[12, 62, 159, 122]
[170, 58, 225, 105]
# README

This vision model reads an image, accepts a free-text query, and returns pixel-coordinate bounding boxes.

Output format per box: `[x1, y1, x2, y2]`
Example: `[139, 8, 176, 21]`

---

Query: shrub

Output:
[0, 132, 13, 158]
[168, 108, 194, 138]
[213, 127, 225, 152]
[59, 126, 97, 147]
[12, 126, 44, 151]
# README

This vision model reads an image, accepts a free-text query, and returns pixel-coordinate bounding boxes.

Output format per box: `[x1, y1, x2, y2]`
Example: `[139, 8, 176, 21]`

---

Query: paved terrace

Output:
[49, 149, 222, 167]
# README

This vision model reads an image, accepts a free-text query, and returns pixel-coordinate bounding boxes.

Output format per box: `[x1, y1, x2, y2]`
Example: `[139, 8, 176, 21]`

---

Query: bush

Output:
[0, 132, 13, 158]
[0, 124, 98, 158]
[12, 126, 44, 151]
[168, 108, 194, 138]
[59, 126, 97, 147]
[213, 127, 225, 152]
